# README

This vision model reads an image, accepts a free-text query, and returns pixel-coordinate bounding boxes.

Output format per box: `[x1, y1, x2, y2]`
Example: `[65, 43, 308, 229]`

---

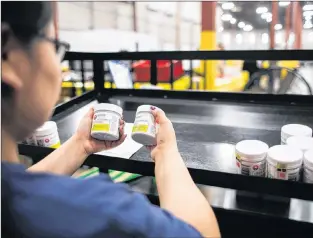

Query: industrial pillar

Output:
[285, 4, 291, 49]
[175, 2, 182, 50]
[292, 2, 302, 49]
[270, 1, 278, 49]
[89, 2, 95, 30]
[132, 2, 137, 32]
[200, 1, 217, 90]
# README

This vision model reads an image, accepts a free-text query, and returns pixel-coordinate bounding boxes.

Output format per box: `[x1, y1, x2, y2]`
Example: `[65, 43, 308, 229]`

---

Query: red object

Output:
[279, 172, 286, 179]
[133, 60, 184, 82]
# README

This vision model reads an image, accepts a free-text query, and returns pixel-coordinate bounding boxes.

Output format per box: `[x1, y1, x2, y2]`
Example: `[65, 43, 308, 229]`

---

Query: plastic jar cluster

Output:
[235, 124, 313, 183]
[23, 121, 61, 148]
[91, 103, 157, 146]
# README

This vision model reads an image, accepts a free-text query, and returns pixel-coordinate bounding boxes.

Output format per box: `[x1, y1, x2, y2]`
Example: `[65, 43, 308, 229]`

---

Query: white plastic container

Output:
[235, 140, 269, 177]
[23, 135, 37, 145]
[91, 103, 123, 141]
[131, 105, 157, 145]
[267, 145, 303, 181]
[35, 121, 61, 148]
[304, 149, 313, 183]
[281, 124, 312, 145]
[286, 136, 313, 153]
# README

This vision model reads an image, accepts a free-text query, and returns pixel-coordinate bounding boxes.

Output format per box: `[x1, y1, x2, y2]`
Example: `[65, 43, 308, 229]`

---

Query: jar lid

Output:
[136, 105, 156, 113]
[281, 124, 312, 140]
[267, 145, 303, 167]
[286, 136, 313, 152]
[35, 121, 58, 137]
[235, 140, 269, 160]
[304, 149, 313, 168]
[94, 103, 123, 116]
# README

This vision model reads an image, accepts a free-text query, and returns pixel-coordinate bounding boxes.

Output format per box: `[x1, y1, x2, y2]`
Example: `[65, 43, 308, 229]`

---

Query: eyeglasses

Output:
[38, 34, 70, 61]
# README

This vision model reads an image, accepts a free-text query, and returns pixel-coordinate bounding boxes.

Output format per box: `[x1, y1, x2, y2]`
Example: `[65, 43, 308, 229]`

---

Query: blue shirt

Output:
[2, 162, 202, 238]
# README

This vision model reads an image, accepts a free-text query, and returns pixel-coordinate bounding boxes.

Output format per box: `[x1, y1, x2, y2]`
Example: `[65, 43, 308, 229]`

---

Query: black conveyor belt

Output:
[56, 96, 313, 173]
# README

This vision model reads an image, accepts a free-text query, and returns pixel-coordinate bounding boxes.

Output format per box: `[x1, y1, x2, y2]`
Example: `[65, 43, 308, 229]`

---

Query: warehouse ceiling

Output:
[219, 1, 313, 31]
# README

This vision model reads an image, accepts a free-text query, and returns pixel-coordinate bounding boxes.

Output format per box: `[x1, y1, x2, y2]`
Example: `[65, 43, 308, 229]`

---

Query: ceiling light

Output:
[279, 1, 290, 7]
[304, 23, 313, 29]
[230, 6, 241, 12]
[303, 11, 313, 17]
[303, 4, 313, 11]
[238, 22, 245, 28]
[222, 2, 235, 10]
[266, 17, 272, 23]
[243, 24, 253, 31]
[218, 26, 224, 32]
[275, 24, 283, 30]
[221, 14, 232, 21]
[256, 7, 268, 14]
[230, 18, 237, 24]
[305, 16, 312, 21]
[261, 12, 272, 19]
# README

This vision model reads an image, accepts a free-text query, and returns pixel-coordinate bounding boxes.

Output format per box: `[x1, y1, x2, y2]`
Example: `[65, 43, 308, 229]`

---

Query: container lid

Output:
[267, 145, 303, 167]
[281, 124, 312, 140]
[35, 121, 57, 136]
[235, 140, 269, 160]
[94, 103, 123, 116]
[286, 136, 313, 152]
[304, 149, 313, 168]
[136, 105, 155, 113]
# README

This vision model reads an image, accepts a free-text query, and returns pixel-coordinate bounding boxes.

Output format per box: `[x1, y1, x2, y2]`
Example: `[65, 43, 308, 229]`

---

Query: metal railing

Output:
[63, 49, 313, 95]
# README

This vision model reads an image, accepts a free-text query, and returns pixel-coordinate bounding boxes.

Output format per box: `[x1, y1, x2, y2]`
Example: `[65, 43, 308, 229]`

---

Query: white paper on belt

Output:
[95, 123, 143, 159]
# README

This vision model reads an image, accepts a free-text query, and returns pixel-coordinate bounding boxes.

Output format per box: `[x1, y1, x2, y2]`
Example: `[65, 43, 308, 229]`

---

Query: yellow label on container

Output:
[92, 123, 110, 132]
[235, 153, 241, 160]
[50, 141, 61, 149]
[276, 163, 287, 169]
[132, 124, 148, 133]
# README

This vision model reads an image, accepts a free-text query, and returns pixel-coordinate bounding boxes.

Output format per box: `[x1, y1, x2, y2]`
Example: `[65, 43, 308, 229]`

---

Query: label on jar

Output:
[304, 167, 313, 183]
[236, 153, 266, 177]
[91, 111, 119, 135]
[36, 132, 60, 148]
[133, 113, 155, 135]
[25, 135, 37, 145]
[267, 163, 300, 181]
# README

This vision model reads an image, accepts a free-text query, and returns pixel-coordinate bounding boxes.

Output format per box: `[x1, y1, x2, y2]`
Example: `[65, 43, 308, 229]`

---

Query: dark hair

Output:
[2, 1, 53, 46]
[1, 2, 53, 98]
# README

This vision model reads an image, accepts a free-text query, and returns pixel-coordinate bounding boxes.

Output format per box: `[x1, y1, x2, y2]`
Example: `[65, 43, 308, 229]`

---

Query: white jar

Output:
[35, 121, 61, 148]
[281, 124, 312, 145]
[131, 105, 157, 145]
[91, 103, 123, 141]
[235, 140, 269, 177]
[286, 136, 313, 153]
[23, 135, 37, 145]
[304, 149, 313, 183]
[267, 145, 303, 181]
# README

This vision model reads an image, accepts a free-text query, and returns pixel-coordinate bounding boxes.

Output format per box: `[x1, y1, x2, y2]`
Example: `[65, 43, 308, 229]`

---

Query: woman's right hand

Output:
[148, 107, 179, 161]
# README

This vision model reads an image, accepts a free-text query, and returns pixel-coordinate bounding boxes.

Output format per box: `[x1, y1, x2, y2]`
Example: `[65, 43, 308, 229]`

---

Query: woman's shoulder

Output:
[2, 162, 133, 237]
[2, 162, 122, 196]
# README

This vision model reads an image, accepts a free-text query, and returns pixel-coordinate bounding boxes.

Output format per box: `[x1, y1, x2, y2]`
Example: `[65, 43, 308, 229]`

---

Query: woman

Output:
[2, 2, 220, 238]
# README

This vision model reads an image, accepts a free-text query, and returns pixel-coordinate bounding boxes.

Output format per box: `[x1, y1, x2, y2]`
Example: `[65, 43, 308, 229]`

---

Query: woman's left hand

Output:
[74, 107, 127, 155]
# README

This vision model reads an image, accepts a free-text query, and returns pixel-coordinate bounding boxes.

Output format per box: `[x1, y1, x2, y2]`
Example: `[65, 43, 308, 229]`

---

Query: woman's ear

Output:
[2, 62, 22, 92]
[1, 23, 23, 92]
